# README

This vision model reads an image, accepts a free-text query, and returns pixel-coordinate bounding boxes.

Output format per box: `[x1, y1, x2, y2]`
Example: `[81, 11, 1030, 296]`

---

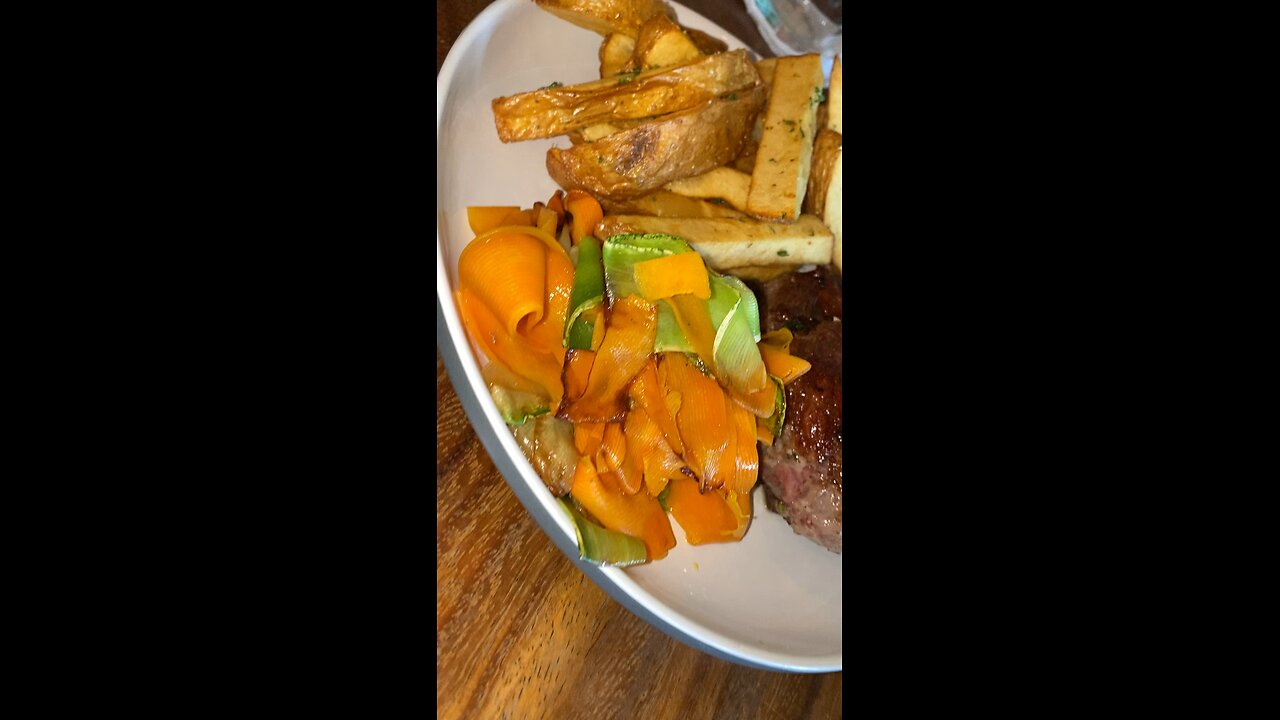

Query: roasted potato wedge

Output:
[546, 82, 767, 200]
[599, 33, 636, 77]
[827, 54, 842, 133]
[828, 156, 842, 274]
[566, 118, 652, 145]
[746, 53, 825, 221]
[569, 123, 622, 145]
[594, 213, 833, 270]
[600, 190, 747, 218]
[731, 138, 759, 173]
[743, 58, 776, 161]
[682, 26, 729, 55]
[492, 50, 761, 143]
[581, 121, 632, 140]
[533, 0, 673, 37]
[756, 57, 779, 91]
[815, 58, 843, 273]
[623, 15, 703, 72]
[802, 128, 841, 217]
[664, 166, 752, 211]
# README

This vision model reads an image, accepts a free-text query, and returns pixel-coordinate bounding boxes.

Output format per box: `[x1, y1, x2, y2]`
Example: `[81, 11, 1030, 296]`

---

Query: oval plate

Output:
[437, 0, 841, 673]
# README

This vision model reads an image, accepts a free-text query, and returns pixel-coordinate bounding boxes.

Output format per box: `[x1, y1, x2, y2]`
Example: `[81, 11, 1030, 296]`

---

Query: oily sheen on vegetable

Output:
[455, 190, 812, 565]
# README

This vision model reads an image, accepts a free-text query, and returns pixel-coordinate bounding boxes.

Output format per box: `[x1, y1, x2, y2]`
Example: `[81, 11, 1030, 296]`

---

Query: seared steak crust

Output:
[756, 266, 842, 553]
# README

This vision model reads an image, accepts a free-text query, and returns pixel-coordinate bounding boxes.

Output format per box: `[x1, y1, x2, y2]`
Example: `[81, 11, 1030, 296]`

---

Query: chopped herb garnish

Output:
[782, 119, 796, 126]
[777, 250, 789, 256]
[542, 81, 562, 89]
[768, 157, 778, 163]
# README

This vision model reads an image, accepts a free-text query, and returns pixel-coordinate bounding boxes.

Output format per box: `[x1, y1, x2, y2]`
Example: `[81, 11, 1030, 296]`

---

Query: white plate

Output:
[436, 0, 842, 673]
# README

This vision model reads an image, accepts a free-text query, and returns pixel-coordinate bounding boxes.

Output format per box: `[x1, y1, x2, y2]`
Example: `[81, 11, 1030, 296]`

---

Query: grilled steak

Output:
[755, 266, 842, 554]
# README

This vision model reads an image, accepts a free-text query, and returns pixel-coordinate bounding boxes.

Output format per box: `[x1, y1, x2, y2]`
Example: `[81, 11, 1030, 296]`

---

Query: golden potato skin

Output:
[681, 26, 729, 55]
[600, 190, 747, 219]
[732, 138, 759, 173]
[622, 15, 703, 73]
[492, 50, 761, 143]
[803, 128, 842, 217]
[533, 0, 674, 37]
[598, 33, 636, 77]
[827, 55, 843, 133]
[545, 83, 767, 201]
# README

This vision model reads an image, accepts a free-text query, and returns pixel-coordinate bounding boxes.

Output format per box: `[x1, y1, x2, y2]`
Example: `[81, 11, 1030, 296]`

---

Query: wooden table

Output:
[437, 2, 843, 717]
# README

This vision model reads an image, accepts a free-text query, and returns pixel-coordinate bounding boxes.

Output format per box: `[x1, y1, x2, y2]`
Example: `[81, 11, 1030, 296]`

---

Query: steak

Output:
[755, 266, 842, 554]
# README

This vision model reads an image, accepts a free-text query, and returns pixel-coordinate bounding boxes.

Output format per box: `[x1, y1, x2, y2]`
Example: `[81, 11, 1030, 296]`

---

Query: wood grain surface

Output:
[437, 2, 843, 718]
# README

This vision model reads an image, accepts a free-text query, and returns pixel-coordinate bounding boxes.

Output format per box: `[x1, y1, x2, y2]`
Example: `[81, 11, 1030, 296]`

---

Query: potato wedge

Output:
[803, 127, 841, 274]
[682, 26, 729, 55]
[546, 83, 767, 200]
[566, 119, 651, 145]
[600, 190, 747, 219]
[533, 0, 673, 38]
[569, 123, 622, 145]
[664, 166, 752, 212]
[802, 128, 841, 217]
[731, 138, 759, 173]
[827, 54, 842, 133]
[747, 59, 773, 149]
[746, 54, 825, 221]
[718, 265, 796, 283]
[624, 15, 703, 72]
[599, 33, 636, 77]
[492, 50, 761, 143]
[756, 58, 778, 91]
[594, 214, 833, 270]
